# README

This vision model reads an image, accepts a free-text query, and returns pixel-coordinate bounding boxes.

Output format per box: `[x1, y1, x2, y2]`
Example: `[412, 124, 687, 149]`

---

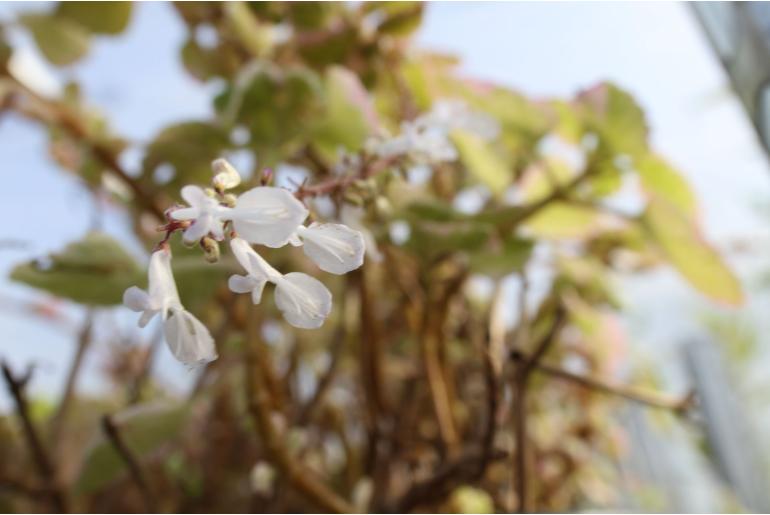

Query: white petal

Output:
[123, 286, 150, 312]
[274, 272, 332, 329]
[181, 185, 208, 207]
[163, 308, 217, 367]
[170, 207, 200, 221]
[231, 187, 308, 248]
[210, 219, 226, 241]
[138, 309, 158, 328]
[228, 274, 255, 293]
[228, 274, 267, 304]
[297, 223, 365, 274]
[288, 233, 303, 247]
[148, 249, 181, 309]
[230, 237, 281, 282]
[183, 215, 212, 243]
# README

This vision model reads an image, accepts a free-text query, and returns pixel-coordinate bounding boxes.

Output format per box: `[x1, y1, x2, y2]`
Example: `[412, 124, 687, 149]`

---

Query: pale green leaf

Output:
[9, 232, 142, 305]
[20, 13, 90, 66]
[57, 2, 133, 35]
[642, 197, 743, 306]
[452, 130, 510, 195]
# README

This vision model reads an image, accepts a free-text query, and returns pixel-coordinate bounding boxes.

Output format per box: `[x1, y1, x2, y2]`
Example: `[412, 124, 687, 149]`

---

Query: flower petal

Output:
[181, 185, 208, 207]
[231, 187, 308, 248]
[298, 223, 365, 274]
[230, 237, 281, 282]
[183, 215, 212, 243]
[228, 274, 267, 304]
[138, 309, 158, 328]
[148, 249, 181, 309]
[274, 272, 332, 329]
[123, 286, 150, 312]
[163, 308, 217, 367]
[170, 207, 200, 221]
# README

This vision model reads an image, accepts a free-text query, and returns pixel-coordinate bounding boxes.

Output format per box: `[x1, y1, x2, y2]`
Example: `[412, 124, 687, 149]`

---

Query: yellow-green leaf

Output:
[642, 197, 743, 306]
[524, 203, 604, 239]
[452, 130, 510, 195]
[636, 154, 697, 216]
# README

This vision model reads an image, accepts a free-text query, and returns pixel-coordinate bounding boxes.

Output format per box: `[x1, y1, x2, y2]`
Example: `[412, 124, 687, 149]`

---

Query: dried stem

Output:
[244, 306, 354, 514]
[512, 305, 567, 513]
[509, 352, 696, 413]
[101, 414, 157, 512]
[3, 70, 166, 219]
[50, 311, 94, 446]
[1, 361, 68, 512]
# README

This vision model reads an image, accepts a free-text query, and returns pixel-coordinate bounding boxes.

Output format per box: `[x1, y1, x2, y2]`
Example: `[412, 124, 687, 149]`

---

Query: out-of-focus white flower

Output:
[250, 461, 276, 496]
[211, 158, 241, 191]
[293, 223, 365, 275]
[423, 99, 500, 140]
[171, 185, 232, 243]
[123, 249, 217, 367]
[230, 187, 309, 248]
[229, 238, 332, 329]
[369, 99, 499, 164]
[340, 204, 382, 262]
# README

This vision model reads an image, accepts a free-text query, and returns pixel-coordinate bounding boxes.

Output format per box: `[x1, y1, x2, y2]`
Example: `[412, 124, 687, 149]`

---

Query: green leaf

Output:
[407, 221, 492, 259]
[76, 403, 188, 493]
[142, 121, 231, 191]
[452, 130, 510, 195]
[20, 13, 90, 66]
[9, 233, 142, 305]
[311, 67, 374, 163]
[636, 154, 697, 216]
[577, 82, 649, 159]
[524, 203, 603, 239]
[56, 2, 133, 35]
[219, 64, 322, 165]
[468, 235, 534, 277]
[642, 197, 743, 306]
[224, 2, 272, 57]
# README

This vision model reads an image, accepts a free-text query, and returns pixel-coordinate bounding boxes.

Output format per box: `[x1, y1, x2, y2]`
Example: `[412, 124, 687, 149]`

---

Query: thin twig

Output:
[509, 351, 696, 414]
[1, 361, 68, 512]
[4, 70, 166, 219]
[244, 306, 354, 514]
[101, 414, 157, 512]
[387, 448, 508, 513]
[512, 305, 567, 513]
[50, 311, 94, 446]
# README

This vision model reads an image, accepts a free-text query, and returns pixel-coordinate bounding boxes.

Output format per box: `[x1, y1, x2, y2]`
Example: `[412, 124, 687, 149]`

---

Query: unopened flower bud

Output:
[260, 168, 273, 186]
[222, 193, 237, 207]
[343, 191, 364, 206]
[212, 158, 241, 191]
[201, 237, 220, 263]
[375, 196, 392, 218]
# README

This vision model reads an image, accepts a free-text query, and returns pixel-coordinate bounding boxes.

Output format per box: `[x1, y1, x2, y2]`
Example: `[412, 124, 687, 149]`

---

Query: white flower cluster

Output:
[370, 99, 500, 164]
[124, 159, 365, 367]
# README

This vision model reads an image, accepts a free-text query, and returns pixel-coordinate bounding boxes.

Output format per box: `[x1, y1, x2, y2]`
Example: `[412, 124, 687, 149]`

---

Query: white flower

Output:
[228, 238, 332, 329]
[293, 223, 365, 275]
[123, 249, 217, 367]
[211, 158, 242, 190]
[230, 187, 309, 248]
[340, 204, 382, 262]
[170, 185, 232, 243]
[424, 99, 500, 140]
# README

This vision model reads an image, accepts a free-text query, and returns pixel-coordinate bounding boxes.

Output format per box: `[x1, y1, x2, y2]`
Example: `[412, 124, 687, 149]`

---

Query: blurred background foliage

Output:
[0, 1, 754, 513]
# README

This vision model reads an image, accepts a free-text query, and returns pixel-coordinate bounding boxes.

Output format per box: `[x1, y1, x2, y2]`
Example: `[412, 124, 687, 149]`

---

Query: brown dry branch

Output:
[1, 361, 68, 512]
[101, 414, 157, 512]
[244, 304, 355, 514]
[509, 351, 696, 414]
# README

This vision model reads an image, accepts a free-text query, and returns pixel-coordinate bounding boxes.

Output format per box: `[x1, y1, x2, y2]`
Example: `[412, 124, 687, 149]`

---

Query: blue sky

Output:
[0, 2, 769, 408]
